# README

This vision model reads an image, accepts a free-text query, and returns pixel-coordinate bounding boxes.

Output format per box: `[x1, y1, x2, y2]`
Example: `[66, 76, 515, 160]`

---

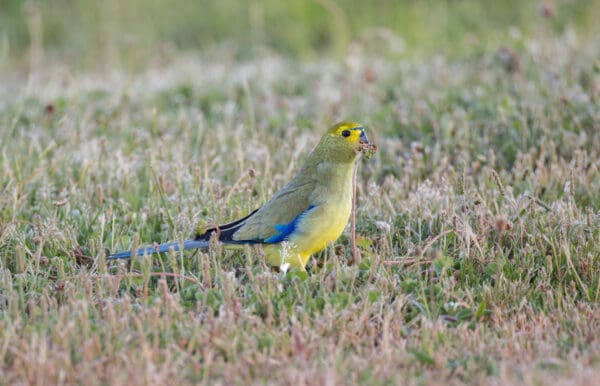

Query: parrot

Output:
[109, 121, 373, 271]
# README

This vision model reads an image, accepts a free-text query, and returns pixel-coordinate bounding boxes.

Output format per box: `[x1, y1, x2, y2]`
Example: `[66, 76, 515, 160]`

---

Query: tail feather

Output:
[108, 239, 209, 260]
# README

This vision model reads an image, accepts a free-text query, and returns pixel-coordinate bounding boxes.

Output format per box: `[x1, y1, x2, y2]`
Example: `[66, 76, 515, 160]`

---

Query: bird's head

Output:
[328, 121, 369, 146]
[314, 121, 371, 163]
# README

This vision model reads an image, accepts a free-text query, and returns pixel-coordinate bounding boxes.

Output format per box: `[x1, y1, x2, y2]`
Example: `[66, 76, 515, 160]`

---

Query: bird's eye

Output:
[341, 130, 351, 137]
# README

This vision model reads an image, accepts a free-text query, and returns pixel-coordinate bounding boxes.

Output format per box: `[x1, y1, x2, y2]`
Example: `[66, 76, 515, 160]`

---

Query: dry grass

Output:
[1, 31, 600, 385]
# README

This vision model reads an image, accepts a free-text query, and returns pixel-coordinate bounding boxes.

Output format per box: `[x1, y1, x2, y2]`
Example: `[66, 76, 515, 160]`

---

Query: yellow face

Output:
[328, 121, 369, 147]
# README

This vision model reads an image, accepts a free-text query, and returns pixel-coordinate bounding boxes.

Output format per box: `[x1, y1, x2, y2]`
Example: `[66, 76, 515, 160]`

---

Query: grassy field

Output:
[1, 2, 600, 385]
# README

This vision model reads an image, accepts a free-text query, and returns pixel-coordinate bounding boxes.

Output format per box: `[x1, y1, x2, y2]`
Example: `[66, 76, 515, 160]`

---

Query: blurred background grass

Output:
[1, 0, 599, 72]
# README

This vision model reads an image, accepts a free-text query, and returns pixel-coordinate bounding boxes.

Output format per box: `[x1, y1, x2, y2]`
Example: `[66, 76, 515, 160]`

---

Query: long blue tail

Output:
[108, 239, 209, 260]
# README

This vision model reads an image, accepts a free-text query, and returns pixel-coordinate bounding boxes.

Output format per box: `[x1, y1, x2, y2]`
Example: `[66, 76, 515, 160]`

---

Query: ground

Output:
[1, 2, 599, 385]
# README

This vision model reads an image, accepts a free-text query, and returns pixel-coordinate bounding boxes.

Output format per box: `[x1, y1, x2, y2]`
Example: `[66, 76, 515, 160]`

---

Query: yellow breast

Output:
[265, 163, 354, 270]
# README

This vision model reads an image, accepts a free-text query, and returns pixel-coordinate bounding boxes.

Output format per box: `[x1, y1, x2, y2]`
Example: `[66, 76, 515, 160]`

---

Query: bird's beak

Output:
[358, 129, 369, 145]
[357, 128, 377, 159]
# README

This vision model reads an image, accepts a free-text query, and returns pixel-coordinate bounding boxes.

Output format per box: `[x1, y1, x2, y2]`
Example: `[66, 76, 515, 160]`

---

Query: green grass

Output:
[1, 4, 600, 385]
[1, 0, 600, 70]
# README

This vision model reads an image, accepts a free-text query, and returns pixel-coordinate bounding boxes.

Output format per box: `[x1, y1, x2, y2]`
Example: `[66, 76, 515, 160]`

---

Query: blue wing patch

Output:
[264, 205, 316, 244]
